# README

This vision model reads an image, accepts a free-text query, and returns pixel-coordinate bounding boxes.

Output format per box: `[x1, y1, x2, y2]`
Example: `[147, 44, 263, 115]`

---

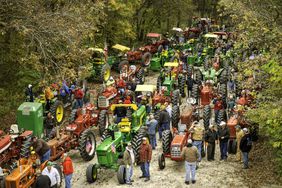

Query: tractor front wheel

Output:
[50, 100, 64, 124]
[203, 105, 211, 130]
[136, 68, 145, 84]
[179, 76, 186, 98]
[158, 153, 166, 170]
[118, 60, 130, 72]
[86, 164, 98, 183]
[142, 52, 152, 67]
[98, 110, 109, 136]
[162, 130, 172, 155]
[78, 129, 96, 161]
[117, 165, 126, 184]
[100, 63, 111, 82]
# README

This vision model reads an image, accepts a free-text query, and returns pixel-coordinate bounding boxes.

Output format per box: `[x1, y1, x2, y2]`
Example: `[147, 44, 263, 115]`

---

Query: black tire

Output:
[194, 69, 202, 84]
[162, 130, 172, 155]
[118, 60, 130, 71]
[86, 164, 98, 183]
[132, 132, 145, 163]
[204, 59, 210, 70]
[69, 109, 77, 123]
[101, 129, 112, 142]
[217, 110, 224, 125]
[157, 76, 162, 91]
[232, 139, 237, 154]
[20, 134, 32, 158]
[187, 64, 193, 78]
[53, 163, 63, 187]
[157, 45, 164, 53]
[179, 76, 186, 98]
[219, 83, 227, 108]
[117, 165, 126, 184]
[191, 84, 199, 103]
[158, 153, 165, 170]
[98, 110, 109, 136]
[219, 69, 228, 84]
[78, 129, 96, 161]
[100, 63, 111, 82]
[142, 52, 152, 67]
[136, 68, 145, 84]
[172, 90, 180, 106]
[50, 100, 64, 124]
[203, 105, 211, 130]
[171, 105, 180, 129]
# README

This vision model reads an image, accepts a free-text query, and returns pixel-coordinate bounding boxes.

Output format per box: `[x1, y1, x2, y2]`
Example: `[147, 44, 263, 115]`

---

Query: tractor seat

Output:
[10, 124, 19, 139]
[118, 118, 131, 133]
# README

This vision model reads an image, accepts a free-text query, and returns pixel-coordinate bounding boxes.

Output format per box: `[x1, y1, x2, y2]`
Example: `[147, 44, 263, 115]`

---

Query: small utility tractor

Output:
[86, 104, 147, 184]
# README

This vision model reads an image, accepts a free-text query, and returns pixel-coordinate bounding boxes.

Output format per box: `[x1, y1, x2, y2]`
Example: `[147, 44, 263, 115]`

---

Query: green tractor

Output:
[149, 49, 170, 71]
[86, 104, 148, 184]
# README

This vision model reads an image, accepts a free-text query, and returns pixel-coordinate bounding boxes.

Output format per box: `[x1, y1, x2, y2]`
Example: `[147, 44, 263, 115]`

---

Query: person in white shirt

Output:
[42, 162, 61, 188]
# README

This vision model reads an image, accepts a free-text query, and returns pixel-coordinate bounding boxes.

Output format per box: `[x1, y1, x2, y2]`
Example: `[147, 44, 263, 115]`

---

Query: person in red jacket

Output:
[139, 137, 152, 182]
[73, 86, 84, 109]
[61, 153, 74, 188]
[124, 95, 132, 104]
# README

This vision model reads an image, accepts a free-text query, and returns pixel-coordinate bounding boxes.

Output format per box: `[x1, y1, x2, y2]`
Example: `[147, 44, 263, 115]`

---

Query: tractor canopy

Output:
[203, 33, 219, 38]
[112, 44, 130, 52]
[146, 33, 161, 38]
[163, 62, 179, 67]
[135, 85, 156, 93]
[110, 104, 138, 112]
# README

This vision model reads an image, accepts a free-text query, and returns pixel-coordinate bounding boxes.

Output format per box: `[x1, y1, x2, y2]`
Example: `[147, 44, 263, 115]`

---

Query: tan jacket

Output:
[181, 145, 199, 162]
[190, 124, 205, 141]
[236, 130, 244, 143]
[123, 148, 135, 166]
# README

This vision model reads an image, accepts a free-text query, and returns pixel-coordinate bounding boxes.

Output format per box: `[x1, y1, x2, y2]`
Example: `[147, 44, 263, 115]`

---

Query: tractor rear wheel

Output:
[69, 109, 77, 123]
[101, 129, 112, 142]
[172, 90, 181, 106]
[187, 64, 193, 78]
[50, 100, 64, 124]
[191, 84, 199, 103]
[217, 110, 225, 125]
[98, 110, 109, 136]
[118, 60, 130, 72]
[203, 105, 211, 130]
[136, 68, 145, 84]
[132, 132, 145, 163]
[78, 129, 96, 161]
[179, 76, 186, 98]
[86, 164, 98, 183]
[100, 63, 111, 82]
[20, 134, 32, 158]
[162, 130, 172, 155]
[194, 69, 202, 84]
[171, 105, 180, 129]
[219, 69, 228, 84]
[142, 52, 152, 67]
[117, 165, 126, 184]
[158, 153, 165, 170]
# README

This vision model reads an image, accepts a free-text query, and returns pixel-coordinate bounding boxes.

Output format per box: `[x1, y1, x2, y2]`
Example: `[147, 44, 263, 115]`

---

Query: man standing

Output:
[25, 84, 34, 102]
[146, 114, 158, 149]
[235, 125, 244, 162]
[123, 143, 135, 185]
[139, 137, 152, 182]
[74, 86, 84, 109]
[32, 136, 51, 163]
[44, 112, 55, 139]
[42, 162, 61, 188]
[240, 128, 252, 169]
[181, 139, 199, 185]
[189, 121, 205, 162]
[205, 124, 218, 161]
[159, 105, 170, 139]
[218, 121, 230, 161]
[62, 153, 74, 188]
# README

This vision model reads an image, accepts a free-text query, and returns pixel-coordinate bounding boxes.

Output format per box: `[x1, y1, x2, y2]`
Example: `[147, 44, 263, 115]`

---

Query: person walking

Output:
[189, 121, 205, 162]
[218, 121, 230, 161]
[61, 153, 74, 188]
[240, 128, 252, 169]
[32, 136, 51, 163]
[42, 162, 61, 188]
[205, 124, 218, 161]
[44, 112, 55, 139]
[158, 105, 170, 139]
[146, 114, 158, 149]
[181, 139, 199, 185]
[73, 86, 84, 109]
[123, 143, 135, 185]
[139, 137, 152, 182]
[235, 125, 244, 162]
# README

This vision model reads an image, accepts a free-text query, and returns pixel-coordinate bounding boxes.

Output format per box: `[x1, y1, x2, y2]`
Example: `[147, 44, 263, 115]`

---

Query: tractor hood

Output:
[96, 132, 122, 152]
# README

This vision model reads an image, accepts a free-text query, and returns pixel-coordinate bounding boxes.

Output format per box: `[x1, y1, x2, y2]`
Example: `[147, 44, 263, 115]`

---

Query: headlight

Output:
[92, 114, 98, 118]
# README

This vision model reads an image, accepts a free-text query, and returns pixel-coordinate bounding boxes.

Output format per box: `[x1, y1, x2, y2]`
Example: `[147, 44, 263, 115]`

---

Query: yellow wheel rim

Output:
[104, 68, 110, 81]
[56, 105, 64, 123]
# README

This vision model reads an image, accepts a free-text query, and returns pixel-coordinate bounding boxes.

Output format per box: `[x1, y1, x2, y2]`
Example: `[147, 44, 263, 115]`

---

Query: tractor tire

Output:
[50, 100, 64, 124]
[158, 153, 165, 170]
[100, 63, 111, 82]
[101, 129, 112, 142]
[69, 109, 77, 123]
[157, 45, 164, 53]
[179, 76, 186, 98]
[78, 129, 96, 161]
[187, 64, 193, 78]
[162, 130, 172, 155]
[142, 52, 152, 67]
[53, 163, 63, 187]
[117, 165, 126, 184]
[20, 134, 32, 158]
[217, 110, 224, 125]
[204, 59, 210, 70]
[172, 90, 181, 106]
[191, 84, 199, 103]
[98, 110, 109, 136]
[86, 164, 98, 183]
[136, 68, 145, 84]
[157, 76, 162, 91]
[219, 83, 227, 108]
[232, 139, 237, 154]
[194, 69, 202, 84]
[203, 105, 211, 130]
[171, 105, 180, 129]
[219, 69, 228, 84]
[118, 60, 130, 72]
[132, 132, 145, 163]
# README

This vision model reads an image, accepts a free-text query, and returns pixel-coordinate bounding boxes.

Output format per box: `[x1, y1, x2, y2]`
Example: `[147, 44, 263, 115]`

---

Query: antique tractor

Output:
[86, 104, 147, 184]
[143, 33, 165, 54]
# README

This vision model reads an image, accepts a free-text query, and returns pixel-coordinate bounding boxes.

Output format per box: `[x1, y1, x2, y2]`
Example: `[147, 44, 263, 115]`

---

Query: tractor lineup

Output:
[0, 16, 259, 187]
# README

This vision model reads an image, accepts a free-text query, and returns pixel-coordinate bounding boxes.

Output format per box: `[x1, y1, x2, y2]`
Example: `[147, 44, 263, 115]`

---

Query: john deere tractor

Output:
[86, 104, 147, 184]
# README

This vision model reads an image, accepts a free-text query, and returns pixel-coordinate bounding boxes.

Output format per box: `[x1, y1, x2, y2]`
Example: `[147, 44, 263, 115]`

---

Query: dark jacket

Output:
[240, 134, 252, 152]
[114, 107, 127, 117]
[33, 139, 50, 156]
[33, 175, 51, 188]
[139, 143, 152, 163]
[205, 129, 218, 143]
[159, 110, 170, 124]
[44, 117, 55, 130]
[218, 127, 230, 143]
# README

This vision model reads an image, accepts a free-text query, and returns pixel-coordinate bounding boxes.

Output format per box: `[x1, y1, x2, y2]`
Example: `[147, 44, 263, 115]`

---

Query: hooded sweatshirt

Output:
[62, 156, 74, 175]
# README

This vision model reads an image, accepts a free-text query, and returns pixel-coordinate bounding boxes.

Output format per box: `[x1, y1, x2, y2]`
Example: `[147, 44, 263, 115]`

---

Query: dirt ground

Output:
[63, 71, 282, 188]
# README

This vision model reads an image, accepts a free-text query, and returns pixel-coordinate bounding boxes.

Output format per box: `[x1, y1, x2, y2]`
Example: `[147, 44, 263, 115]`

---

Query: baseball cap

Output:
[188, 139, 193, 144]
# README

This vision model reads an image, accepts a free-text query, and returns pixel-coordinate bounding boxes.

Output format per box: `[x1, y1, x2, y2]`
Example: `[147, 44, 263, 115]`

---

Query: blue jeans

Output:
[242, 152, 249, 168]
[140, 162, 150, 178]
[185, 161, 196, 182]
[220, 141, 228, 160]
[65, 174, 72, 188]
[41, 149, 51, 163]
[75, 99, 83, 109]
[193, 141, 202, 161]
[149, 134, 156, 149]
[126, 165, 133, 183]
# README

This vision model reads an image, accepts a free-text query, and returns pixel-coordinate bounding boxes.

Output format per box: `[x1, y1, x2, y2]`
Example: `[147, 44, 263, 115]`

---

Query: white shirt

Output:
[166, 105, 172, 118]
[42, 167, 61, 186]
